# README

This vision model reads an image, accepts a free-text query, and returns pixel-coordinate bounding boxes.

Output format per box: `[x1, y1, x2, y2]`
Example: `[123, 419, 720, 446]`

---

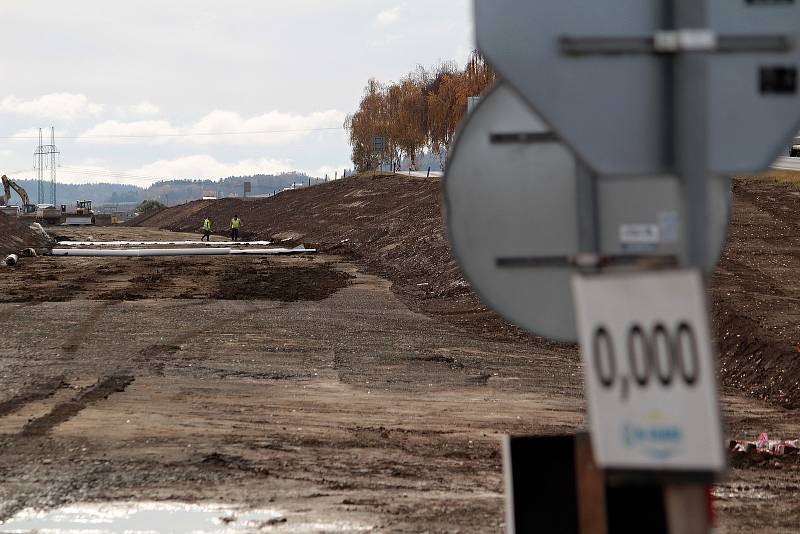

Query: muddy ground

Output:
[134, 174, 544, 347]
[133, 174, 800, 410]
[712, 179, 800, 407]
[0, 224, 798, 533]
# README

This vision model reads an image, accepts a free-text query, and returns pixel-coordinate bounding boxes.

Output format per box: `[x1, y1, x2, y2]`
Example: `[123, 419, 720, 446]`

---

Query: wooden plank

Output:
[664, 484, 709, 534]
[575, 433, 608, 534]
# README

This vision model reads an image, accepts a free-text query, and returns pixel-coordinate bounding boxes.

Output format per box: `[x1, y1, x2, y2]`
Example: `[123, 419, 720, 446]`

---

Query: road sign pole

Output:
[674, 0, 711, 270]
[670, 6, 717, 531]
[575, 163, 600, 256]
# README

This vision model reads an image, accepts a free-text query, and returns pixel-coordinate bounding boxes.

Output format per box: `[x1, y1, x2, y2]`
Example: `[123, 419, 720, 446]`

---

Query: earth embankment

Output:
[0, 213, 53, 257]
[138, 173, 800, 408]
[712, 178, 800, 407]
[135, 174, 554, 347]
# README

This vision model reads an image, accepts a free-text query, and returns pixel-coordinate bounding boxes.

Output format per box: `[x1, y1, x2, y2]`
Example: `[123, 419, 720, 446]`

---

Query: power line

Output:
[27, 165, 300, 185]
[58, 169, 167, 183]
[0, 126, 344, 141]
[32, 127, 60, 204]
[10, 166, 174, 184]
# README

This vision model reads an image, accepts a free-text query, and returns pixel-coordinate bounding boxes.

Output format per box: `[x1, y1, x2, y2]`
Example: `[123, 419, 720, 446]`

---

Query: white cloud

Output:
[187, 109, 346, 145]
[115, 101, 161, 118]
[305, 164, 352, 180]
[47, 155, 296, 186]
[0, 93, 104, 120]
[376, 6, 403, 25]
[132, 155, 294, 182]
[78, 120, 178, 144]
[76, 108, 345, 146]
[8, 127, 56, 143]
[0, 1, 475, 178]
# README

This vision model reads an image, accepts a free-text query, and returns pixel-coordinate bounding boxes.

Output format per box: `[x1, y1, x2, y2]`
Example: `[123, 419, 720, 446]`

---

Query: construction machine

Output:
[65, 200, 96, 225]
[35, 204, 61, 224]
[1, 175, 36, 215]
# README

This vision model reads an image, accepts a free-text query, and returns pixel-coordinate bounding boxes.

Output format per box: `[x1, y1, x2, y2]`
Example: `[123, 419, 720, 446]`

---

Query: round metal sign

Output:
[443, 83, 730, 342]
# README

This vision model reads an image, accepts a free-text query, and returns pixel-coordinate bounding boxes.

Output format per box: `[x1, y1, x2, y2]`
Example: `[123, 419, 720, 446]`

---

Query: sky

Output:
[0, 1, 474, 186]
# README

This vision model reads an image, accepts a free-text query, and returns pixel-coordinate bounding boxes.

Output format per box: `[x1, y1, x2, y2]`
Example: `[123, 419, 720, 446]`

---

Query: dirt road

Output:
[0, 225, 798, 533]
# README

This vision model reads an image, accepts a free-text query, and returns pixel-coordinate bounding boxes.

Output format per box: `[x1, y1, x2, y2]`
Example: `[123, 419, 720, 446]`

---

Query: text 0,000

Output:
[591, 323, 700, 400]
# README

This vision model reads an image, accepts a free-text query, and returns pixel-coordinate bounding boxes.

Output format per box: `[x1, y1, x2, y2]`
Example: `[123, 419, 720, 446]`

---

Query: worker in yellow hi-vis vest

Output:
[201, 217, 212, 242]
[230, 215, 242, 242]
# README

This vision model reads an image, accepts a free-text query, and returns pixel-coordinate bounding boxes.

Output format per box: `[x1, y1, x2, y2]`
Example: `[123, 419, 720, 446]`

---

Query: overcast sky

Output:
[0, 1, 473, 186]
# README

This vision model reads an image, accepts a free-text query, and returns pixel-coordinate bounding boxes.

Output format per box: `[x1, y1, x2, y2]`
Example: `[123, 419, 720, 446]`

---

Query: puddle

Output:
[0, 501, 374, 533]
[714, 485, 777, 501]
[0, 502, 280, 533]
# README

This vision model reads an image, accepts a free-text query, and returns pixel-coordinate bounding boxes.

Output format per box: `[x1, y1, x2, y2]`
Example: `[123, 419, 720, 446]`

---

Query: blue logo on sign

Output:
[622, 413, 683, 460]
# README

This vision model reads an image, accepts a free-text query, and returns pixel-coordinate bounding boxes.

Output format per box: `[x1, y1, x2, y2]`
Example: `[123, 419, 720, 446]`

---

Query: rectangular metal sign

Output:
[243, 181, 252, 193]
[467, 96, 482, 114]
[372, 135, 385, 151]
[571, 270, 725, 474]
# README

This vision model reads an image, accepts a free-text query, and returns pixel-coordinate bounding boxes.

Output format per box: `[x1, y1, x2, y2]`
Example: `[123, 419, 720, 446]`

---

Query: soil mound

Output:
[127, 201, 214, 228]
[710, 178, 800, 407]
[0, 213, 53, 257]
[137, 173, 800, 406]
[135, 174, 553, 347]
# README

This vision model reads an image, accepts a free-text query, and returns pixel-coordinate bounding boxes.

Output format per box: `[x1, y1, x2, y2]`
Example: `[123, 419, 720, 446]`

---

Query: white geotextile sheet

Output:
[57, 240, 273, 246]
[50, 247, 316, 257]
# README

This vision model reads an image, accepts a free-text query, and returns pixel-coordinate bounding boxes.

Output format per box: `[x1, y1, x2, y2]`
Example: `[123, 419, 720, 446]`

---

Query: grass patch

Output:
[736, 169, 800, 188]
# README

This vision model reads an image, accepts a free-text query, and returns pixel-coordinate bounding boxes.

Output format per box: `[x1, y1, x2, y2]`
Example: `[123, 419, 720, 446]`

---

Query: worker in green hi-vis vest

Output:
[201, 217, 212, 242]
[230, 215, 242, 242]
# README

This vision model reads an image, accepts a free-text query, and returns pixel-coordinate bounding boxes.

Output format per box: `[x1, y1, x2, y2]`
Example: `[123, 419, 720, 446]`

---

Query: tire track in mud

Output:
[0, 376, 66, 418]
[61, 301, 121, 354]
[732, 180, 800, 232]
[20, 374, 134, 437]
[0, 302, 37, 324]
[135, 302, 264, 376]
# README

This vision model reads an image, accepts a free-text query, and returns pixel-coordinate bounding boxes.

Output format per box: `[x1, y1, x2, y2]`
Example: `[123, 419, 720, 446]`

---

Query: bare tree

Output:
[346, 52, 495, 173]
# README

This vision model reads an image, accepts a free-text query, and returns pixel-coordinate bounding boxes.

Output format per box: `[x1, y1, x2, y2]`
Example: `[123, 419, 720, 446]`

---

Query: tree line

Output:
[345, 51, 495, 172]
[3, 172, 321, 208]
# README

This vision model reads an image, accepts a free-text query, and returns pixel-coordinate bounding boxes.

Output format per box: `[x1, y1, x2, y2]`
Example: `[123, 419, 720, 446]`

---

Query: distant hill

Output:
[3, 172, 324, 208]
[144, 173, 324, 206]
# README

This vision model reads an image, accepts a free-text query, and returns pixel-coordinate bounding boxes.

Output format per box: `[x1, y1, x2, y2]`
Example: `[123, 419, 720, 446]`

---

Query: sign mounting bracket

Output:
[560, 32, 793, 56]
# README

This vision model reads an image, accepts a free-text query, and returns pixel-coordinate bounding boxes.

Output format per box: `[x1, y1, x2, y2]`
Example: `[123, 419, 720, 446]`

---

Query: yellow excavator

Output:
[1, 174, 36, 215]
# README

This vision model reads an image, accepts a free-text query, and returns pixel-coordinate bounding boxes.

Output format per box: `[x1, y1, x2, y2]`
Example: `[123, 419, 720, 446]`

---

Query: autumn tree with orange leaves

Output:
[345, 51, 495, 172]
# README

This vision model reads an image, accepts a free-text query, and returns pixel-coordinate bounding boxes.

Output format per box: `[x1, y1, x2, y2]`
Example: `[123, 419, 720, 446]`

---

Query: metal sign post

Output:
[674, 0, 711, 269]
[372, 136, 386, 173]
[459, 1, 800, 531]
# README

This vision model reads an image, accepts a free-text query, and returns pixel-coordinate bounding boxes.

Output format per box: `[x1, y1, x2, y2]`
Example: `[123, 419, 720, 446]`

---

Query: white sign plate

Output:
[619, 224, 661, 250]
[572, 270, 725, 474]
